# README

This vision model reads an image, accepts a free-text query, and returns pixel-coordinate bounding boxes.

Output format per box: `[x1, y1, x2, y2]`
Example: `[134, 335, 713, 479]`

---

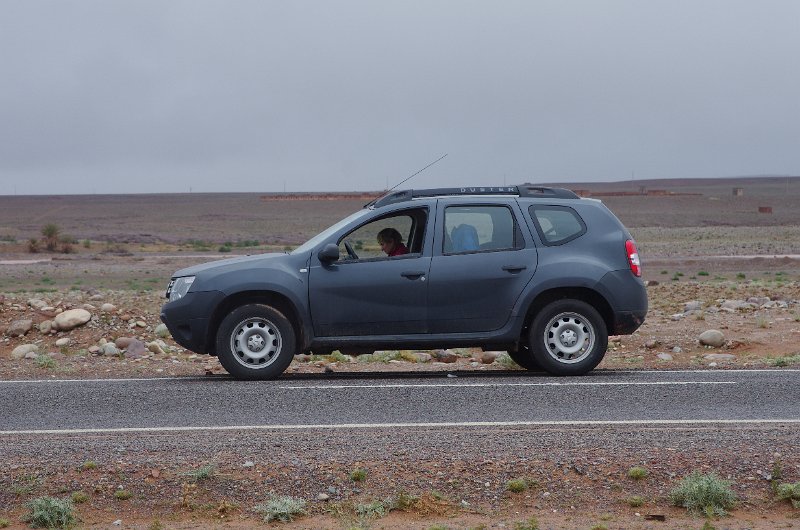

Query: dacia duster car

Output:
[161, 185, 647, 379]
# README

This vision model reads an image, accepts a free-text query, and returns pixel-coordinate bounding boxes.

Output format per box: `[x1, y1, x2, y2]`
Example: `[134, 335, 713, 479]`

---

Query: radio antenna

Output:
[387, 153, 448, 192]
[364, 154, 448, 207]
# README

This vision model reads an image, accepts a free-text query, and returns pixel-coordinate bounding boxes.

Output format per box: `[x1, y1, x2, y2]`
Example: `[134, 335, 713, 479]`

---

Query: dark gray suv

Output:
[161, 185, 647, 379]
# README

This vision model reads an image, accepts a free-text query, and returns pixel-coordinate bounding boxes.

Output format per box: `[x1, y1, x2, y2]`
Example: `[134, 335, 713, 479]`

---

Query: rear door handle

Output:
[502, 265, 527, 273]
[401, 271, 426, 280]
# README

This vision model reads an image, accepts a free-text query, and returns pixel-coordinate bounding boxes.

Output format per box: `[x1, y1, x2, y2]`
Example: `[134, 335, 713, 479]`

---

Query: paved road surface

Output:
[2, 369, 798, 434]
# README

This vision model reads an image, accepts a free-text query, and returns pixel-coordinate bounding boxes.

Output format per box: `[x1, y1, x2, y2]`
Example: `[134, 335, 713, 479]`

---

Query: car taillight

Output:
[625, 240, 641, 277]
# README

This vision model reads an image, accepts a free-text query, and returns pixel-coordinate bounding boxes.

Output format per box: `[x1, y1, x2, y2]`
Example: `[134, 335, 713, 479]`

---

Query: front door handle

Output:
[502, 265, 527, 273]
[401, 271, 426, 280]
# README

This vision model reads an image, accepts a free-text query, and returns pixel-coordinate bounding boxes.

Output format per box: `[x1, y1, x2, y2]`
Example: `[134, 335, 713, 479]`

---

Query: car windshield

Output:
[291, 209, 372, 255]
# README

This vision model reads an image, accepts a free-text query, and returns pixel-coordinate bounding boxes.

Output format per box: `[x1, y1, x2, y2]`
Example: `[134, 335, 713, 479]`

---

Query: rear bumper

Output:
[612, 310, 647, 335]
[160, 290, 225, 354]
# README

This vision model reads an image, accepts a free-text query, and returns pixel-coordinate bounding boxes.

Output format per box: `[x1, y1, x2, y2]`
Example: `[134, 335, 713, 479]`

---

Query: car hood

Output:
[172, 253, 288, 278]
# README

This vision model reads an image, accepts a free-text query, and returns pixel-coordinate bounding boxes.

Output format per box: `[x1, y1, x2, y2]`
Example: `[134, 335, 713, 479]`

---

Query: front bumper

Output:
[160, 290, 225, 354]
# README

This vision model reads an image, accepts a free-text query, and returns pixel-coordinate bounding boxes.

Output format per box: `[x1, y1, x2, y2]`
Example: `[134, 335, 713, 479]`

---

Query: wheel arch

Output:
[206, 290, 304, 355]
[521, 287, 614, 342]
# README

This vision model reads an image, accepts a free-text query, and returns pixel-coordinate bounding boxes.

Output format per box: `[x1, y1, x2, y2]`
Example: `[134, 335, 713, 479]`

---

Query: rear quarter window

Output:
[528, 205, 586, 246]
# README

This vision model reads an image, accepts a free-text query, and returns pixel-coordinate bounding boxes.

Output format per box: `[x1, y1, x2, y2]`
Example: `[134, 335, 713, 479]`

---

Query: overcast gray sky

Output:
[1, 1, 798, 195]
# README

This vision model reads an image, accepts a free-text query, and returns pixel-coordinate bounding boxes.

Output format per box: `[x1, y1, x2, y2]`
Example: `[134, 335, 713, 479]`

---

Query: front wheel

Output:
[528, 299, 608, 376]
[216, 304, 297, 380]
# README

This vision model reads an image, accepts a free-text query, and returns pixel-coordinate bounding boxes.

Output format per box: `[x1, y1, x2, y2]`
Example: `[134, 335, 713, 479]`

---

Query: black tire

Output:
[215, 304, 297, 380]
[506, 346, 542, 371]
[528, 299, 608, 376]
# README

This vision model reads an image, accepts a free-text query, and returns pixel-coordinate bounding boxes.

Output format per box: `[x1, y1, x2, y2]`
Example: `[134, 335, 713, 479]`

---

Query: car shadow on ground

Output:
[192, 368, 626, 382]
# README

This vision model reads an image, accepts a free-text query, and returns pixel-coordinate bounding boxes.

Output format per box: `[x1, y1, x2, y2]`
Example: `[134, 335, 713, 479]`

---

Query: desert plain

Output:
[0, 176, 799, 529]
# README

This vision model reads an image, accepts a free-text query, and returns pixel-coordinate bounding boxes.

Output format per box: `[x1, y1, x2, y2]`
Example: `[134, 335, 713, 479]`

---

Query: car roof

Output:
[368, 185, 580, 209]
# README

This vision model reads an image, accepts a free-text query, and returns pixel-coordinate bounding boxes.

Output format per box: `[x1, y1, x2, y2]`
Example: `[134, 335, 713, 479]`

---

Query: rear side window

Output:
[529, 205, 586, 245]
[444, 205, 523, 254]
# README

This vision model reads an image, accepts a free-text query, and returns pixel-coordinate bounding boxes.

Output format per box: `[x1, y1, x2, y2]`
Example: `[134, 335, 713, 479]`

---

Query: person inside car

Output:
[377, 228, 409, 257]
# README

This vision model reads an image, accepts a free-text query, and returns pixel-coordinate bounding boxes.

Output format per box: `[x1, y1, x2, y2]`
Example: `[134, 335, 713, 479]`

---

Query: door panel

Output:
[309, 256, 430, 336]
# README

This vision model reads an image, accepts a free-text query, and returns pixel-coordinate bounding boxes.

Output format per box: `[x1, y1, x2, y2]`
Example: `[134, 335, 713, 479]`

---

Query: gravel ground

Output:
[1, 425, 798, 528]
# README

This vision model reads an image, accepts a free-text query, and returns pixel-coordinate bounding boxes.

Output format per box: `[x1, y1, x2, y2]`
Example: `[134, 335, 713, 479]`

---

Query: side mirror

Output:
[318, 243, 340, 263]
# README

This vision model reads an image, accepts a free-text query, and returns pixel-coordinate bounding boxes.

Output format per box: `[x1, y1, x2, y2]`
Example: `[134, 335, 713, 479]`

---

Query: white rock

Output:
[684, 300, 702, 312]
[53, 308, 92, 331]
[656, 353, 674, 361]
[55, 338, 71, 347]
[704, 353, 736, 361]
[101, 343, 121, 356]
[698, 329, 725, 348]
[25, 351, 39, 359]
[672, 346, 682, 353]
[11, 344, 39, 360]
[154, 323, 170, 338]
[100, 303, 117, 312]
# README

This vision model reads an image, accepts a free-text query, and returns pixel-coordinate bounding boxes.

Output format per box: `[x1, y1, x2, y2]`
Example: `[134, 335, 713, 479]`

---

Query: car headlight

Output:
[166, 276, 195, 302]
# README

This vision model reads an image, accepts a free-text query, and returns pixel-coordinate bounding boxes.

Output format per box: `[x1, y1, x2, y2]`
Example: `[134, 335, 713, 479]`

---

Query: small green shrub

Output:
[591, 525, 608, 530]
[776, 482, 800, 508]
[183, 463, 216, 482]
[626, 495, 644, 507]
[80, 461, 97, 471]
[254, 495, 307, 522]
[35, 355, 56, 369]
[513, 517, 539, 530]
[627, 466, 648, 480]
[506, 478, 528, 492]
[356, 499, 389, 518]
[766, 355, 800, 367]
[698, 271, 709, 276]
[71, 490, 89, 503]
[24, 497, 76, 528]
[218, 245, 232, 253]
[660, 270, 668, 275]
[736, 273, 746, 280]
[669, 472, 737, 515]
[0, 518, 9, 528]
[114, 490, 132, 500]
[350, 468, 367, 482]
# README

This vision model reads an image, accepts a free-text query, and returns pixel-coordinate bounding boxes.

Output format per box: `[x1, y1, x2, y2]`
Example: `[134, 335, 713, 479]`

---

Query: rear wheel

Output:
[529, 299, 607, 376]
[216, 304, 297, 380]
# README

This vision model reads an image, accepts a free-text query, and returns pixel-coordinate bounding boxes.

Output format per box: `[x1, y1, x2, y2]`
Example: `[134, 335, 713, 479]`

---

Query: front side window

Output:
[339, 208, 427, 260]
[529, 205, 586, 245]
[443, 205, 521, 254]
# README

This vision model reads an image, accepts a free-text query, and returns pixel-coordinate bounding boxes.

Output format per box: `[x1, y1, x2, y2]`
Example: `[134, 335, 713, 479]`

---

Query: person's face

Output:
[379, 238, 396, 255]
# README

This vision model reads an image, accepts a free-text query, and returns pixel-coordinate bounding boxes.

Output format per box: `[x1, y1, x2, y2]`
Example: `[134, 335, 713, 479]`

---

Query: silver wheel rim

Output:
[542, 311, 595, 364]
[229, 317, 282, 369]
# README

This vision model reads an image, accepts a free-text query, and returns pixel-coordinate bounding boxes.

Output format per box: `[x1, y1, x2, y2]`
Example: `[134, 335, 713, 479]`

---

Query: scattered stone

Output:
[413, 352, 432, 363]
[89, 294, 104, 301]
[115, 337, 135, 349]
[656, 353, 673, 361]
[683, 301, 702, 312]
[88, 346, 101, 354]
[55, 338, 70, 347]
[37, 320, 52, 334]
[721, 300, 755, 312]
[317, 493, 330, 501]
[24, 351, 39, 359]
[146, 342, 166, 355]
[243, 461, 255, 468]
[27, 298, 48, 310]
[324, 364, 335, 373]
[747, 296, 770, 306]
[704, 353, 736, 362]
[154, 323, 170, 338]
[11, 344, 39, 360]
[120, 314, 132, 322]
[100, 303, 117, 312]
[101, 343, 121, 356]
[112, 520, 122, 526]
[125, 339, 147, 357]
[7, 319, 33, 337]
[481, 351, 501, 364]
[136, 320, 147, 328]
[698, 329, 725, 348]
[670, 313, 684, 321]
[433, 349, 458, 363]
[672, 346, 682, 354]
[53, 308, 92, 331]
[644, 339, 661, 349]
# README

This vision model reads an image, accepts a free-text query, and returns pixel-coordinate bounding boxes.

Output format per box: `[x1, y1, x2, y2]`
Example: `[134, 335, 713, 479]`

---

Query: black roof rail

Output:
[368, 184, 578, 208]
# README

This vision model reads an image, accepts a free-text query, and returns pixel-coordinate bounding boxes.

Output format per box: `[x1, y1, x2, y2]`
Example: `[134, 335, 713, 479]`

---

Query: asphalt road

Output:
[1, 369, 798, 434]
